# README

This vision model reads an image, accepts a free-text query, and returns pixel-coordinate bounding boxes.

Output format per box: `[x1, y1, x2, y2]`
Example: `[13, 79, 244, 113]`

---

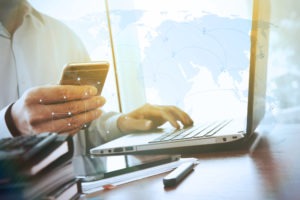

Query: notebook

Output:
[90, 0, 270, 156]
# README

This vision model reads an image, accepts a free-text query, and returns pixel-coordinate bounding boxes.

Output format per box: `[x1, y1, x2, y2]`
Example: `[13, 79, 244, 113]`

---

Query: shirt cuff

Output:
[0, 104, 14, 139]
[88, 111, 124, 143]
[103, 112, 124, 139]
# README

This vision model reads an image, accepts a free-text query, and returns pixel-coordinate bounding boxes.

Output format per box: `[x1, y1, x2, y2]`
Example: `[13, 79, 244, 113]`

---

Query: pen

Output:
[163, 161, 194, 187]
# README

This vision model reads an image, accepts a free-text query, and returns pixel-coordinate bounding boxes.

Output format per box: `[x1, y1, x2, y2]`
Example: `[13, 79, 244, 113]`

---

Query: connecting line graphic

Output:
[67, 73, 103, 95]
[38, 86, 92, 134]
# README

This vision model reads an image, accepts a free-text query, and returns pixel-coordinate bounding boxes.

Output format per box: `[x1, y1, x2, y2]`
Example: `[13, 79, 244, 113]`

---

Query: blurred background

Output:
[267, 0, 300, 121]
[28, 0, 300, 123]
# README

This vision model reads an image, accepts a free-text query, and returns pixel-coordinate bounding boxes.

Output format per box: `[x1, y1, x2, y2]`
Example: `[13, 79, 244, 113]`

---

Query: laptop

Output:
[90, 0, 270, 156]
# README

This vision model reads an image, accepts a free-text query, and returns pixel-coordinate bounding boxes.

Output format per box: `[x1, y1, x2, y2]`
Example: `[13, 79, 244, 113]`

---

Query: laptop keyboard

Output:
[149, 119, 232, 143]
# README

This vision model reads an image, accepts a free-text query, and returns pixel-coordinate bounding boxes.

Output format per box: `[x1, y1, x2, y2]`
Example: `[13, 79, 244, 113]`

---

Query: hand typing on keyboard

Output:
[117, 103, 194, 133]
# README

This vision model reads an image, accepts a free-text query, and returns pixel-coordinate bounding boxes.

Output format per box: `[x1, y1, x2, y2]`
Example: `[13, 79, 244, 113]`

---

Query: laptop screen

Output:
[247, 0, 270, 134]
[106, 0, 269, 132]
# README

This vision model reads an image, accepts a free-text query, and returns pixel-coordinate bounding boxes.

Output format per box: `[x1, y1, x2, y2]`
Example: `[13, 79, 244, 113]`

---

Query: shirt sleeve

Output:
[72, 111, 124, 156]
[87, 111, 124, 144]
[0, 106, 123, 154]
[0, 105, 13, 139]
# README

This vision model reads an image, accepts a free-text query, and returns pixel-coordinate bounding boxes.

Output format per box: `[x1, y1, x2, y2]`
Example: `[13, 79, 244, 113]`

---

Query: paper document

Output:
[81, 157, 198, 194]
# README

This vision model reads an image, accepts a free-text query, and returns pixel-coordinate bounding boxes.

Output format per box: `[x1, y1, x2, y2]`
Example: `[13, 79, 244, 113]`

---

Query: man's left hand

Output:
[117, 103, 193, 133]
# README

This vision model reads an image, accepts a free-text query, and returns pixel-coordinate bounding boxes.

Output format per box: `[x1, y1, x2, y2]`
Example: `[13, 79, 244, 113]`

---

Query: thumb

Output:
[118, 116, 153, 133]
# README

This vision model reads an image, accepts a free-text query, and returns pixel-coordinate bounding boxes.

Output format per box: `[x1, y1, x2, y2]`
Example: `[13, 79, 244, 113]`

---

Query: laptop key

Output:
[180, 122, 217, 139]
[150, 126, 195, 143]
[201, 119, 232, 137]
[170, 124, 209, 140]
[161, 127, 201, 141]
[150, 119, 233, 143]
[150, 130, 178, 143]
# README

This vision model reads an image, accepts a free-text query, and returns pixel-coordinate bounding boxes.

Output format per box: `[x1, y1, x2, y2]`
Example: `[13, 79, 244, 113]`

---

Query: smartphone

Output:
[59, 61, 109, 95]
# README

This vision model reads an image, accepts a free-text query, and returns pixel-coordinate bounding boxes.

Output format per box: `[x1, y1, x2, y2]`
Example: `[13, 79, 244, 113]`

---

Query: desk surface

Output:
[87, 119, 300, 200]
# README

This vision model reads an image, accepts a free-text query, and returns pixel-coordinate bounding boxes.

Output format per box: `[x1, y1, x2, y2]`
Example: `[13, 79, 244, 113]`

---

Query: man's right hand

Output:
[11, 85, 105, 135]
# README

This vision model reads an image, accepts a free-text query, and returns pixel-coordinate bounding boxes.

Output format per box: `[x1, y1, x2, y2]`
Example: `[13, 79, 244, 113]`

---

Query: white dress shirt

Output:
[0, 3, 123, 155]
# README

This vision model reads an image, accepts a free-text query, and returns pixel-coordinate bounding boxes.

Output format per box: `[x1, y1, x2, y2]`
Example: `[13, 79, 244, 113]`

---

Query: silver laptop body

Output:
[90, 0, 270, 156]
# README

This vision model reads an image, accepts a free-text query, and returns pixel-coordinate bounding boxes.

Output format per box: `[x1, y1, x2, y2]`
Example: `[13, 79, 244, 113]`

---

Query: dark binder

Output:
[0, 133, 75, 200]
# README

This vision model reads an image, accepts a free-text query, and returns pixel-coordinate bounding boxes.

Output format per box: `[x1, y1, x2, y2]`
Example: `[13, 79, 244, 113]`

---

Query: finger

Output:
[25, 85, 98, 104]
[128, 105, 180, 129]
[148, 106, 192, 129]
[118, 116, 153, 133]
[160, 109, 181, 129]
[141, 106, 181, 129]
[59, 127, 82, 136]
[63, 96, 105, 116]
[31, 109, 102, 133]
[167, 106, 194, 126]
[34, 96, 105, 122]
[53, 96, 105, 119]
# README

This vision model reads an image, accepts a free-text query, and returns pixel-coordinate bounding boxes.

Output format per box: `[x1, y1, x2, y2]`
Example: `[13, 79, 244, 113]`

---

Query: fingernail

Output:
[101, 96, 106, 103]
[89, 87, 97, 95]
[97, 97, 106, 105]
[145, 120, 152, 128]
[96, 97, 102, 105]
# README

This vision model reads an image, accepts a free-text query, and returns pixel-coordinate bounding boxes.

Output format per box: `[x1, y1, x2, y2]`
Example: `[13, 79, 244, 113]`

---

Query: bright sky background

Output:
[29, 0, 105, 19]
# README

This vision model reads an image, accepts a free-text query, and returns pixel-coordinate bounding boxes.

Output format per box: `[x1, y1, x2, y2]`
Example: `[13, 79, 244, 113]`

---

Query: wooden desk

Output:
[87, 120, 300, 200]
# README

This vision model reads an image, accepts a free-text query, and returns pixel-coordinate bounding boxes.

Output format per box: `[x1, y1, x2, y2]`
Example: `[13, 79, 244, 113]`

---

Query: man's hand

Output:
[11, 85, 105, 135]
[117, 103, 193, 133]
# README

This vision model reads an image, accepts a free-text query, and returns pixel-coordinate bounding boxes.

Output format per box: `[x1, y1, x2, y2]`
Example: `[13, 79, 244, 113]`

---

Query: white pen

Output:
[163, 161, 195, 187]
